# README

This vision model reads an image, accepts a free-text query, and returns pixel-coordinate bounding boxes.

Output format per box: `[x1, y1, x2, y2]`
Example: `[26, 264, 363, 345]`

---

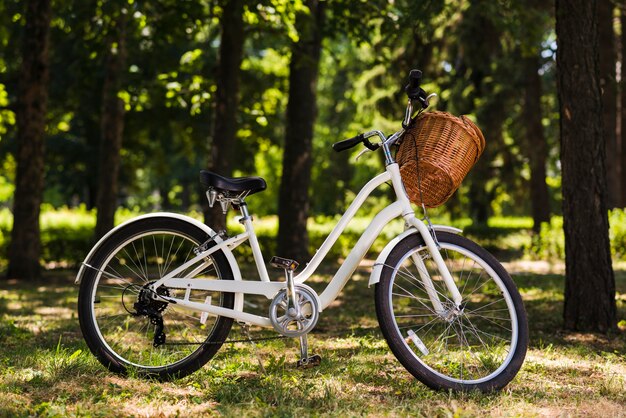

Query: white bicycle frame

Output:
[148, 157, 463, 328]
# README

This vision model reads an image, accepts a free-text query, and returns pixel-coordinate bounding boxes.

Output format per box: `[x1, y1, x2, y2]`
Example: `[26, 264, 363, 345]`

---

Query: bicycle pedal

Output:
[296, 354, 322, 369]
[269, 256, 299, 272]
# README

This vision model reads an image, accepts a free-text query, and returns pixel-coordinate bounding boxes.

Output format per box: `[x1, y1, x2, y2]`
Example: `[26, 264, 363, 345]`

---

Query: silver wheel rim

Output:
[88, 229, 225, 370]
[388, 242, 519, 384]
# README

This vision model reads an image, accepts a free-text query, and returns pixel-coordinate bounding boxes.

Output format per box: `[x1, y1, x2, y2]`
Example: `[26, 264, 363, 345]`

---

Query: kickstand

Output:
[240, 323, 266, 374]
[296, 333, 322, 369]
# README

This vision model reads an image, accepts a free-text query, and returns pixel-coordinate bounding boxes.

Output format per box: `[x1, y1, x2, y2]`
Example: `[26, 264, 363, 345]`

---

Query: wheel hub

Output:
[440, 301, 465, 323]
[135, 282, 170, 314]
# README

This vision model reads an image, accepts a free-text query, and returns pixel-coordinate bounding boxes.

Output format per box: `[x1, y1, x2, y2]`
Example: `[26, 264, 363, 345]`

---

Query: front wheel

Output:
[375, 232, 528, 392]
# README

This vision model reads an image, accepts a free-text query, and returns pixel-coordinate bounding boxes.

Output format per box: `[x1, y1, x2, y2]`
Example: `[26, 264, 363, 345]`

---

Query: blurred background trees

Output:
[0, 0, 622, 331]
[0, 0, 564, 226]
[5, 0, 51, 279]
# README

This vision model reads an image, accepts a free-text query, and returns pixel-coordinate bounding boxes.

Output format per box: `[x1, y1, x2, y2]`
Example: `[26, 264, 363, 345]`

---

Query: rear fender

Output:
[74, 212, 244, 312]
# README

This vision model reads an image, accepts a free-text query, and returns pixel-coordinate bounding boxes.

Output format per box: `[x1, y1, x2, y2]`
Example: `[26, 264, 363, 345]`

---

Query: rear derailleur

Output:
[130, 283, 170, 347]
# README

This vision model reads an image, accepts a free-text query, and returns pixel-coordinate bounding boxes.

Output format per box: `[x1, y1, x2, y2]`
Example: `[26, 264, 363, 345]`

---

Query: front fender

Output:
[368, 225, 462, 287]
[74, 212, 244, 311]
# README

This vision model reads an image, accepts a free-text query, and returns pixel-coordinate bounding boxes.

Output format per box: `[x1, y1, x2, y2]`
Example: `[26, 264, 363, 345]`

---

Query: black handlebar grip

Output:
[408, 69, 422, 88]
[405, 69, 423, 100]
[333, 134, 364, 152]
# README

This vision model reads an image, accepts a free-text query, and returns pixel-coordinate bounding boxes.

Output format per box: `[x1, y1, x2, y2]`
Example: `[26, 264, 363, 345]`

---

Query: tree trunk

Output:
[277, 0, 324, 262]
[95, 11, 127, 240]
[468, 155, 493, 225]
[556, 0, 617, 332]
[471, 97, 506, 225]
[522, 56, 551, 232]
[461, 0, 504, 226]
[6, 0, 51, 280]
[621, 9, 626, 206]
[598, 0, 619, 208]
[203, 0, 245, 232]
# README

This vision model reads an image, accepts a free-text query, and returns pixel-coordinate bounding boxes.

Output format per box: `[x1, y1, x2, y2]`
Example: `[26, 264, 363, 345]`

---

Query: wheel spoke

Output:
[83, 223, 234, 375]
[382, 236, 524, 389]
[152, 235, 162, 278]
[395, 262, 455, 305]
[121, 247, 148, 283]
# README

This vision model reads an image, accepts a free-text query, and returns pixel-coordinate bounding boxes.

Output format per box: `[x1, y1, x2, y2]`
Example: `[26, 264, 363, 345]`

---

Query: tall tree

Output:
[95, 6, 128, 239]
[203, 0, 245, 232]
[621, 7, 626, 207]
[556, 0, 616, 332]
[277, 0, 325, 261]
[6, 0, 52, 279]
[516, 0, 552, 232]
[598, 0, 619, 208]
[522, 55, 551, 231]
[457, 0, 506, 225]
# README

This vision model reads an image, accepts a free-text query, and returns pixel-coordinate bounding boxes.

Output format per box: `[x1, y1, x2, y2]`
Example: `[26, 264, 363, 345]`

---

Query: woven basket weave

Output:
[396, 111, 485, 208]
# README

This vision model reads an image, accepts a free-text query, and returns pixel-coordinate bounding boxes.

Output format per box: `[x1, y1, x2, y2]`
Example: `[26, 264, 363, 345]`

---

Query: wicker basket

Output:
[396, 111, 485, 208]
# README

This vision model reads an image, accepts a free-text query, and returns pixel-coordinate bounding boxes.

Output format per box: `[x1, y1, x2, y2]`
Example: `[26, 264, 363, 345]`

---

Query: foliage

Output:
[528, 216, 565, 261]
[0, 0, 561, 221]
[0, 206, 536, 269]
[527, 208, 626, 262]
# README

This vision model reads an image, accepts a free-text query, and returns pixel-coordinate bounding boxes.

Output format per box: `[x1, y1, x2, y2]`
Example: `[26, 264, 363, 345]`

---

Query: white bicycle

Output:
[76, 70, 528, 392]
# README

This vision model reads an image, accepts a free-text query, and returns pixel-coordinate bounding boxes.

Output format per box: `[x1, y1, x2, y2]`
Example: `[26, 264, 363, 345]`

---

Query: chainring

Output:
[269, 284, 319, 338]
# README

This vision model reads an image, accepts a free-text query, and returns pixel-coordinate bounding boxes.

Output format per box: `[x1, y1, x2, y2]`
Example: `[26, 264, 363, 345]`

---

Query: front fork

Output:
[405, 216, 463, 312]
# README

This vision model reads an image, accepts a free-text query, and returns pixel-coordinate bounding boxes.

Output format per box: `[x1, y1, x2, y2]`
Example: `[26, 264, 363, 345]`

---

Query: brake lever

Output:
[355, 147, 372, 161]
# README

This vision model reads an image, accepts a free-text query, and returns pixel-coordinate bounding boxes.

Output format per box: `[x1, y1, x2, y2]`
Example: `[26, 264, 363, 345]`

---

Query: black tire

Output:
[375, 232, 528, 392]
[78, 216, 235, 380]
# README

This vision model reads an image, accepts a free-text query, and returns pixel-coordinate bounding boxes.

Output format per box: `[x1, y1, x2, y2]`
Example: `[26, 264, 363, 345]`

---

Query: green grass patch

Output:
[0, 265, 624, 416]
[0, 207, 517, 271]
[528, 209, 626, 262]
[3, 206, 626, 272]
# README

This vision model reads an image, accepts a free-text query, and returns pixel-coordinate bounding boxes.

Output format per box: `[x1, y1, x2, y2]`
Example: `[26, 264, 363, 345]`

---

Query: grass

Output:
[0, 262, 625, 417]
[5, 204, 626, 271]
[0, 204, 538, 271]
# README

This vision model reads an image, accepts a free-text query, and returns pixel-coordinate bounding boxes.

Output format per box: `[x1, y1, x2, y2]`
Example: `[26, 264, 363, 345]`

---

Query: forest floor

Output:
[0, 262, 625, 417]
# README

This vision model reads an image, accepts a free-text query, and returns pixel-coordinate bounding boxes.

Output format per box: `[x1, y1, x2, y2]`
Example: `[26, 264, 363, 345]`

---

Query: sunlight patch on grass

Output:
[503, 259, 565, 275]
[33, 306, 74, 318]
[519, 286, 563, 302]
[0, 269, 625, 416]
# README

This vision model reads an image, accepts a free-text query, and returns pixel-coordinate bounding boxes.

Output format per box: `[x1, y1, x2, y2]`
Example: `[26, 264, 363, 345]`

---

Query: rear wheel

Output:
[78, 217, 235, 380]
[375, 232, 528, 392]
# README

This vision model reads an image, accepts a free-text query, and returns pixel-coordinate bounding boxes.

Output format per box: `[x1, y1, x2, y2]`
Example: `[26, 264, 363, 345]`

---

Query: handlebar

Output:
[333, 69, 432, 156]
[404, 69, 430, 110]
[405, 69, 422, 99]
[332, 133, 380, 153]
[332, 134, 364, 152]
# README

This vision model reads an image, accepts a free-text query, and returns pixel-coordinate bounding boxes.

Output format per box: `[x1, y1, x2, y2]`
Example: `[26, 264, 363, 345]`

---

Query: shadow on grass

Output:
[0, 265, 625, 416]
[2, 266, 624, 358]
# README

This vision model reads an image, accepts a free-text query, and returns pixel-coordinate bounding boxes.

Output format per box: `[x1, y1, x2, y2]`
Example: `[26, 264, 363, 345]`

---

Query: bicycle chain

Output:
[164, 333, 286, 346]
[163, 325, 383, 347]
[82, 263, 385, 348]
